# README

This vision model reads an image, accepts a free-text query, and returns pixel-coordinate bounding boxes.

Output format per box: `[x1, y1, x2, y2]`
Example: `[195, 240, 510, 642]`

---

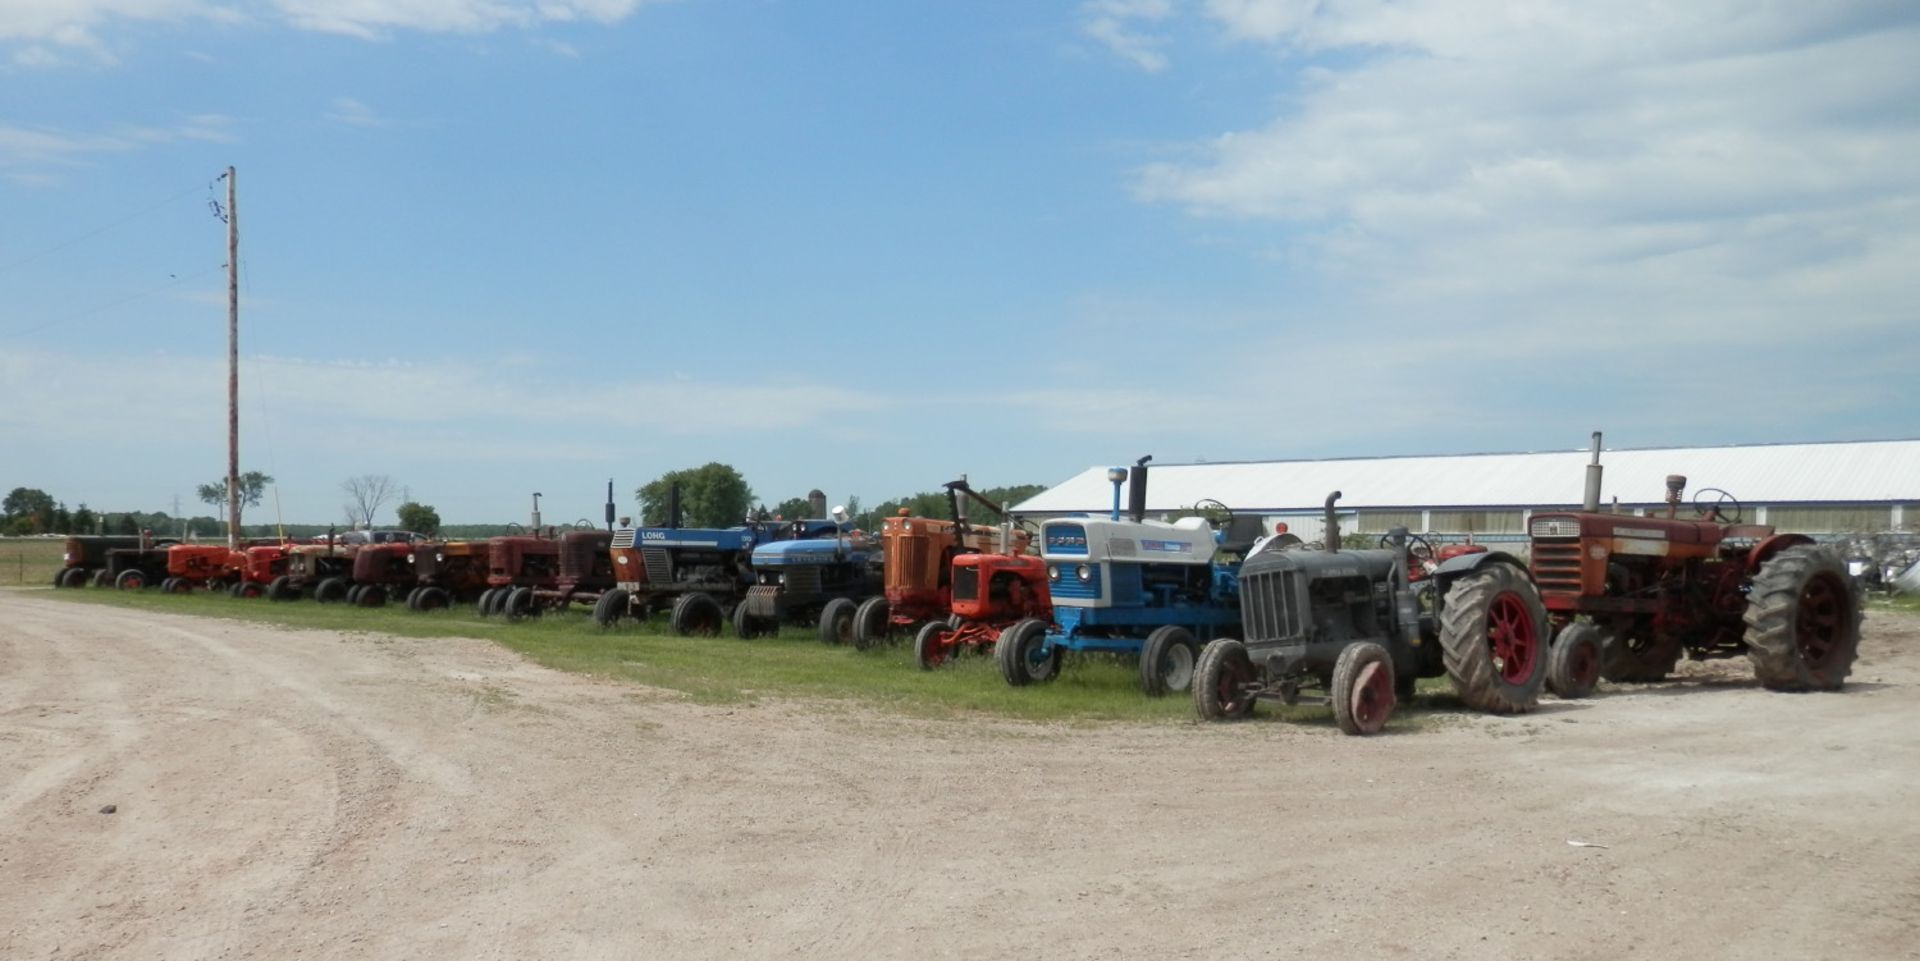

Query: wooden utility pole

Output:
[225, 166, 240, 550]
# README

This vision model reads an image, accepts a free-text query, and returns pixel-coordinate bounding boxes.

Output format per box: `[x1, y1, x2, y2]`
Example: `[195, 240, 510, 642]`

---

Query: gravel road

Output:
[2, 591, 1916, 960]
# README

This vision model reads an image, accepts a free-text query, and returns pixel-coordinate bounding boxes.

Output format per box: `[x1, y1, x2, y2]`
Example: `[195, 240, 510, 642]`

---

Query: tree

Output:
[51, 502, 71, 534]
[396, 501, 442, 537]
[635, 463, 755, 528]
[3, 487, 55, 533]
[114, 514, 140, 535]
[197, 471, 274, 527]
[72, 503, 96, 534]
[341, 474, 399, 529]
[771, 497, 813, 520]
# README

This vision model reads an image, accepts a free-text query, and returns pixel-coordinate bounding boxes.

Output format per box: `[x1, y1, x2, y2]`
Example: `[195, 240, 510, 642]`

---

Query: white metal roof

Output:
[1012, 439, 1920, 515]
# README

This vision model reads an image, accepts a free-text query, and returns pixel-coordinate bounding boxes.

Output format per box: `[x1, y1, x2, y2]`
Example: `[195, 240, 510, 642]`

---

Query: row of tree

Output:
[630, 463, 1044, 531]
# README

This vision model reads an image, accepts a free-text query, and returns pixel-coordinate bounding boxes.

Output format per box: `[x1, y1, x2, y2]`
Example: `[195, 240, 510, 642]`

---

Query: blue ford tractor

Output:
[734, 507, 884, 641]
[592, 484, 840, 636]
[996, 456, 1255, 696]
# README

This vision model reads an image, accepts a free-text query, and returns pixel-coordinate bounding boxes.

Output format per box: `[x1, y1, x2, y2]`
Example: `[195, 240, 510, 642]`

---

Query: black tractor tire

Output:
[1331, 641, 1397, 736]
[53, 568, 67, 588]
[504, 587, 535, 621]
[91, 569, 113, 588]
[487, 587, 514, 617]
[415, 587, 450, 612]
[116, 569, 147, 591]
[671, 592, 724, 637]
[914, 621, 951, 670]
[474, 588, 498, 617]
[819, 597, 856, 645]
[314, 578, 348, 604]
[359, 585, 388, 608]
[995, 618, 1058, 687]
[1139, 625, 1200, 697]
[1547, 621, 1604, 699]
[160, 577, 177, 593]
[168, 578, 193, 595]
[1192, 639, 1258, 721]
[593, 588, 631, 628]
[238, 581, 265, 599]
[347, 584, 366, 606]
[731, 600, 766, 639]
[403, 587, 422, 611]
[59, 567, 88, 588]
[268, 575, 297, 601]
[1439, 563, 1548, 714]
[1601, 622, 1682, 683]
[853, 596, 891, 650]
[1744, 545, 1863, 692]
[228, 582, 245, 598]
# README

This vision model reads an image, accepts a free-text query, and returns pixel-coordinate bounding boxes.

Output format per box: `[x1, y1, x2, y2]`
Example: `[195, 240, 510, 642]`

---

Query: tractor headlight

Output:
[1048, 565, 1060, 582]
[435, 552, 445, 563]
[616, 555, 629, 565]
[1076, 564, 1091, 582]
[406, 554, 416, 564]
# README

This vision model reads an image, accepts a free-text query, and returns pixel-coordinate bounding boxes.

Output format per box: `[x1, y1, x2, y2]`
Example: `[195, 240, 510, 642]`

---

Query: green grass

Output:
[0, 538, 68, 587]
[29, 585, 1458, 728]
[1870, 593, 1920, 614]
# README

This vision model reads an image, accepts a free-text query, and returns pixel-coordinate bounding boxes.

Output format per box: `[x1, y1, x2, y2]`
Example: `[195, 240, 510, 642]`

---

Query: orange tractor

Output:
[161, 543, 247, 594]
[849, 479, 1032, 650]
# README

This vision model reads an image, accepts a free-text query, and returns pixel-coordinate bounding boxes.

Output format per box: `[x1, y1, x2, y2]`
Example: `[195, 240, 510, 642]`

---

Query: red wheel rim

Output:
[1351, 660, 1393, 734]
[1216, 657, 1255, 714]
[923, 634, 949, 668]
[1795, 574, 1845, 668]
[1487, 592, 1540, 684]
[1569, 638, 1600, 688]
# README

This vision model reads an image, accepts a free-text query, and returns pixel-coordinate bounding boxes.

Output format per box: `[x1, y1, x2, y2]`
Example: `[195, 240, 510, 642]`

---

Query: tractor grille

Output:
[642, 548, 673, 583]
[953, 566, 980, 602]
[783, 567, 822, 597]
[1240, 569, 1303, 643]
[612, 529, 636, 549]
[1530, 518, 1583, 538]
[1531, 543, 1583, 592]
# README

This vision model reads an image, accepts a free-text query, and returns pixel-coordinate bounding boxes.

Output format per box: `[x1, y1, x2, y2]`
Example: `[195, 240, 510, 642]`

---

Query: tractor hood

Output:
[751, 537, 870, 567]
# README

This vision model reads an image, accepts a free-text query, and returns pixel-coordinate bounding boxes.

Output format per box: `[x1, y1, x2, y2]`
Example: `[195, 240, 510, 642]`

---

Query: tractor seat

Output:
[1218, 516, 1267, 555]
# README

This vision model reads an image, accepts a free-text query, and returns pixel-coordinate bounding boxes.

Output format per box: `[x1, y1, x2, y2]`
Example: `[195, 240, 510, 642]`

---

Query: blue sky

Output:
[2, 0, 1916, 525]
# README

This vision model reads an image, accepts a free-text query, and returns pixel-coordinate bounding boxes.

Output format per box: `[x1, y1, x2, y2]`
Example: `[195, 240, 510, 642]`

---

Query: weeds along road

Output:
[2, 590, 1917, 961]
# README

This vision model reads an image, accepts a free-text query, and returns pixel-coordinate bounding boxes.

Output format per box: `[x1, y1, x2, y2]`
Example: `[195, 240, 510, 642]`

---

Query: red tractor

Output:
[1528, 435, 1863, 693]
[912, 549, 1052, 670]
[476, 532, 561, 618]
[161, 544, 246, 594]
[497, 529, 615, 619]
[345, 540, 424, 607]
[850, 479, 1033, 650]
[405, 540, 492, 611]
[226, 543, 292, 598]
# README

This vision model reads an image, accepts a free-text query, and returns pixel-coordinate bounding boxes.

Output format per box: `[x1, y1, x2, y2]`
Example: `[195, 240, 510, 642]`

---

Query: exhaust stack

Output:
[1665, 475, 1687, 519]
[1583, 431, 1604, 512]
[1128, 455, 1152, 523]
[668, 482, 683, 529]
[1324, 491, 1343, 553]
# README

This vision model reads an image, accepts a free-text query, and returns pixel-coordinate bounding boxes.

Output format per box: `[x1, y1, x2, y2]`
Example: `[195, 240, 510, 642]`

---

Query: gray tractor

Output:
[1194, 492, 1552, 735]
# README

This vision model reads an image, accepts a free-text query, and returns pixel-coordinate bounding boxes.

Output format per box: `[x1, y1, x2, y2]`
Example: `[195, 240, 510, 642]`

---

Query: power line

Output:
[1, 263, 226, 337]
[0, 182, 205, 278]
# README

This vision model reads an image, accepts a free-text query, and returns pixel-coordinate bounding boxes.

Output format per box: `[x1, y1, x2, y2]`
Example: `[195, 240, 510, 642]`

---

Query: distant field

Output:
[0, 537, 67, 586]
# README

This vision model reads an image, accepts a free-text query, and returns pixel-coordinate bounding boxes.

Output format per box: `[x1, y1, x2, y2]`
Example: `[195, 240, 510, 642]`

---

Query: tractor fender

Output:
[1430, 549, 1531, 584]
[1746, 533, 1815, 574]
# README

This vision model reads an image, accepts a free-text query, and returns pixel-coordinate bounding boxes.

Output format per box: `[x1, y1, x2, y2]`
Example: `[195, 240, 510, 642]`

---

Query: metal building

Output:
[1012, 439, 1920, 544]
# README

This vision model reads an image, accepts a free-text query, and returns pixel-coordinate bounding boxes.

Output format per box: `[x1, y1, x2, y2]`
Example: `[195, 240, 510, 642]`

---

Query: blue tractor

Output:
[592, 484, 840, 636]
[734, 507, 885, 641]
[996, 456, 1257, 696]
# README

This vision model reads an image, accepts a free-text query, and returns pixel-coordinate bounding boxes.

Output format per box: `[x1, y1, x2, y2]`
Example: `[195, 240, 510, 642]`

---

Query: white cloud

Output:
[1080, 0, 1174, 72]
[324, 96, 388, 127]
[0, 116, 239, 180]
[529, 35, 575, 57]
[1133, 3, 1920, 352]
[0, 0, 655, 57]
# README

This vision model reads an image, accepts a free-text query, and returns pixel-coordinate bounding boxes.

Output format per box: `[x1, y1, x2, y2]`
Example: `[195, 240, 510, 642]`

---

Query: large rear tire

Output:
[1745, 545, 1862, 691]
[593, 588, 631, 628]
[1439, 564, 1547, 714]
[995, 618, 1057, 687]
[314, 578, 348, 604]
[853, 596, 890, 651]
[1547, 621, 1604, 699]
[818, 597, 856, 645]
[1331, 641, 1396, 736]
[1139, 625, 1199, 697]
[1192, 639, 1258, 721]
[671, 592, 724, 637]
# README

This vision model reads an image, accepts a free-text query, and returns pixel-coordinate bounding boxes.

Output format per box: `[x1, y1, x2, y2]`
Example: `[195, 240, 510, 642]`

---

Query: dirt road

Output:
[2, 592, 1916, 960]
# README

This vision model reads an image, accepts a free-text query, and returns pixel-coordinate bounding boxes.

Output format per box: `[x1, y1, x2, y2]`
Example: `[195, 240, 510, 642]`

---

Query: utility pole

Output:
[225, 166, 240, 550]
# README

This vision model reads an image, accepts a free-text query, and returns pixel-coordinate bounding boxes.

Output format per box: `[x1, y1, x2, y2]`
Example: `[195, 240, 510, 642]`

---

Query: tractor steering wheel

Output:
[1378, 532, 1436, 566]
[1191, 498, 1234, 530]
[1693, 488, 1744, 524]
